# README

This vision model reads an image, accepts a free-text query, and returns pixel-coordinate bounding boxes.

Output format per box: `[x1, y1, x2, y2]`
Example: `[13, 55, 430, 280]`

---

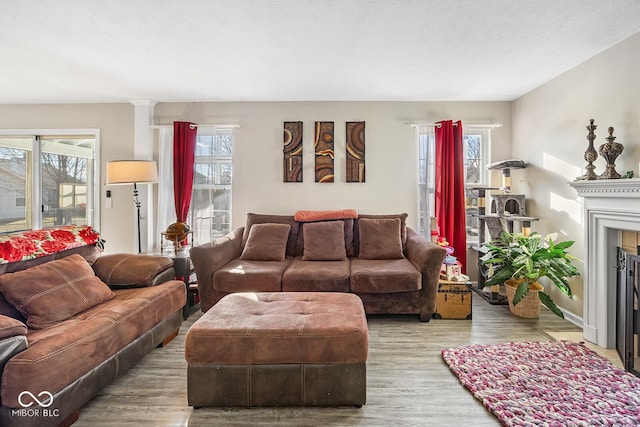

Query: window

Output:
[0, 133, 97, 233]
[189, 127, 233, 245]
[417, 126, 490, 245]
[417, 127, 435, 238]
[463, 129, 489, 244]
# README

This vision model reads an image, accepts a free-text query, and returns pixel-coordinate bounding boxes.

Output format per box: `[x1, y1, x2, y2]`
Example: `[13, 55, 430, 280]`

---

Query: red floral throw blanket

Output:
[0, 225, 102, 264]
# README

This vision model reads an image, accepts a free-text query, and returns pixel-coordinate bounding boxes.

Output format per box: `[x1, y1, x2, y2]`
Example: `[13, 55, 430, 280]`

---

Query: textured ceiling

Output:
[1, 0, 640, 103]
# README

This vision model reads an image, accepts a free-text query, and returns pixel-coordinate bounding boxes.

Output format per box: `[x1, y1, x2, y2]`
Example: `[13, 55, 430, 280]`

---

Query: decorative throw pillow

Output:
[301, 220, 347, 261]
[356, 213, 409, 247]
[243, 213, 299, 257]
[0, 254, 115, 329]
[240, 223, 291, 261]
[358, 218, 404, 260]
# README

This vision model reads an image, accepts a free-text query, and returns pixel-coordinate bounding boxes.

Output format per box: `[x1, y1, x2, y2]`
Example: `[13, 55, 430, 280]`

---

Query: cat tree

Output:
[468, 160, 538, 304]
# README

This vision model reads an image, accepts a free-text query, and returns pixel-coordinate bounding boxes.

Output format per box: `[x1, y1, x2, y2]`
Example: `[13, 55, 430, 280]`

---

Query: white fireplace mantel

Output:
[569, 178, 640, 348]
[570, 178, 640, 197]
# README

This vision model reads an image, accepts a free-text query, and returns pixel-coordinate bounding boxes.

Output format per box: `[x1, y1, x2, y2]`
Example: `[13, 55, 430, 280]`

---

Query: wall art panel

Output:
[346, 121, 365, 182]
[283, 121, 303, 182]
[315, 121, 334, 182]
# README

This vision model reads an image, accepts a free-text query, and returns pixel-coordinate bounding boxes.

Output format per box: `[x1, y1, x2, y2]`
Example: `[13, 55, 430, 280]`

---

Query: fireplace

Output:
[570, 178, 640, 349]
[617, 247, 640, 376]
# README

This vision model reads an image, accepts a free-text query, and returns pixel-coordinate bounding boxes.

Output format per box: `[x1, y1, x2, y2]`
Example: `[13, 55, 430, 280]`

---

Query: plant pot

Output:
[504, 279, 544, 319]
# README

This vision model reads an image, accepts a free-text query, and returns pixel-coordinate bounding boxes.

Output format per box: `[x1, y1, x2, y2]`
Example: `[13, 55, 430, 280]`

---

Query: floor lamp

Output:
[106, 160, 159, 253]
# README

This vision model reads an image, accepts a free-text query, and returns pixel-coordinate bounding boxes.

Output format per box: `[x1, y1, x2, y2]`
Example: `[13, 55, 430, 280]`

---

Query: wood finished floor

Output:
[76, 296, 582, 426]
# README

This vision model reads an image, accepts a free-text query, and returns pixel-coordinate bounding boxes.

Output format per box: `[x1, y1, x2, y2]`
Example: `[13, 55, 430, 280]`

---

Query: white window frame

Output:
[0, 129, 100, 231]
[417, 125, 435, 238]
[463, 127, 490, 246]
[189, 127, 233, 245]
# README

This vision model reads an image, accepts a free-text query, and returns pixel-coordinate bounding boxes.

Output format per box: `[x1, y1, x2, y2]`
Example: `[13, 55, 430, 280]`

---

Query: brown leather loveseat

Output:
[190, 212, 446, 321]
[0, 233, 186, 427]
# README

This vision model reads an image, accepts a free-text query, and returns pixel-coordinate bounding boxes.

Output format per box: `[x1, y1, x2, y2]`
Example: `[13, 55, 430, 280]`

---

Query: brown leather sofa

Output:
[0, 244, 186, 427]
[190, 213, 446, 321]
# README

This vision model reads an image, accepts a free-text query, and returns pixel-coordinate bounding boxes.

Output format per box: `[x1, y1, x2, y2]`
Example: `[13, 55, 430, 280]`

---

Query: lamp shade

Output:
[106, 160, 158, 185]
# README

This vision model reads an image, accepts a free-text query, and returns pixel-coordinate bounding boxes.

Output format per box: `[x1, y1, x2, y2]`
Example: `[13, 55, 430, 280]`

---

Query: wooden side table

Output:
[146, 248, 198, 319]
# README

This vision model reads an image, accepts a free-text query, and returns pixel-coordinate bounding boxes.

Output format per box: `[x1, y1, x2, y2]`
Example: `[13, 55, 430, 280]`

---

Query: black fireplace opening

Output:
[617, 247, 640, 377]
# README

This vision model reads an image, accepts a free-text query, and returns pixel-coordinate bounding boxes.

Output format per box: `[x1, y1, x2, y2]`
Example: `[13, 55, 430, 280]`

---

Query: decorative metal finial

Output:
[577, 119, 598, 180]
[597, 126, 624, 179]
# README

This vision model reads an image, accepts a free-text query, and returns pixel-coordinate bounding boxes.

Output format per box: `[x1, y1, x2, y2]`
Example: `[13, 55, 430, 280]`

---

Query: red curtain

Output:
[435, 120, 467, 272]
[173, 121, 197, 223]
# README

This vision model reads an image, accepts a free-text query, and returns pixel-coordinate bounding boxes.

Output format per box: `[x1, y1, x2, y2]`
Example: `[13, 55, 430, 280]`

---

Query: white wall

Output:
[512, 32, 640, 319]
[155, 101, 512, 233]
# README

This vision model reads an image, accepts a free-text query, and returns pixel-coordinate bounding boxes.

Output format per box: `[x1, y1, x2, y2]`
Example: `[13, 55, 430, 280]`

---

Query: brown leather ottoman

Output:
[185, 292, 368, 407]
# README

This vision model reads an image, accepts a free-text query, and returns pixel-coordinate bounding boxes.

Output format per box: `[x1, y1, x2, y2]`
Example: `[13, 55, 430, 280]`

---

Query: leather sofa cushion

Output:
[0, 246, 100, 323]
[301, 220, 347, 261]
[282, 258, 350, 292]
[0, 315, 27, 339]
[213, 258, 292, 293]
[0, 254, 115, 329]
[240, 223, 291, 261]
[1, 280, 185, 409]
[358, 218, 404, 259]
[91, 254, 174, 288]
[350, 258, 421, 293]
[0, 293, 25, 323]
[243, 213, 299, 257]
[185, 292, 368, 365]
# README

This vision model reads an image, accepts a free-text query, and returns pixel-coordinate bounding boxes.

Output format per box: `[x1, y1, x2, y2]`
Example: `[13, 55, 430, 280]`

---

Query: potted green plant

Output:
[480, 231, 580, 318]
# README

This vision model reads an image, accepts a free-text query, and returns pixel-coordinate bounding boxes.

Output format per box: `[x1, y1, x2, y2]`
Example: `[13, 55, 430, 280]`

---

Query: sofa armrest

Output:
[190, 227, 244, 312]
[92, 254, 175, 288]
[404, 227, 447, 320]
[0, 315, 28, 374]
[0, 315, 27, 341]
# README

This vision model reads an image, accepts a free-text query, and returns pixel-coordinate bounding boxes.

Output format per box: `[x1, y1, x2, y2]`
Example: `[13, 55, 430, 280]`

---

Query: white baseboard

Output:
[560, 308, 583, 329]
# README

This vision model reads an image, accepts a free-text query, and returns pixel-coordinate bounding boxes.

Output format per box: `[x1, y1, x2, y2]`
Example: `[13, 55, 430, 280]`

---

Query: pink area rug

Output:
[441, 340, 640, 426]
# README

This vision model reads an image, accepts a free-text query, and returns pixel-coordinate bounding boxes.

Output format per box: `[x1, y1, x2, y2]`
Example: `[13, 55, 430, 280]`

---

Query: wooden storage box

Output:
[433, 281, 472, 320]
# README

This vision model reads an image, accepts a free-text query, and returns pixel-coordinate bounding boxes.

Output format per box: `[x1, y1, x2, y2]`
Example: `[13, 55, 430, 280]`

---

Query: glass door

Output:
[0, 134, 96, 232]
[0, 137, 32, 232]
[39, 136, 95, 227]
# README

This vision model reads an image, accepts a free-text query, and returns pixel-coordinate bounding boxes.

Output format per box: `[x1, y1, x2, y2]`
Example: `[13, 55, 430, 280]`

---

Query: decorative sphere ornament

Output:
[164, 222, 190, 243]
